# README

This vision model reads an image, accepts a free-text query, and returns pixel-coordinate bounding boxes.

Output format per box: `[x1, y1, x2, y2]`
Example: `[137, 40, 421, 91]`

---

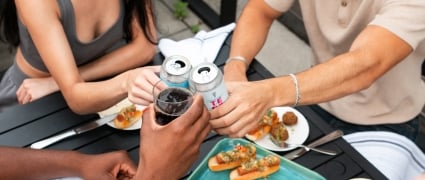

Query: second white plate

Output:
[251, 106, 310, 152]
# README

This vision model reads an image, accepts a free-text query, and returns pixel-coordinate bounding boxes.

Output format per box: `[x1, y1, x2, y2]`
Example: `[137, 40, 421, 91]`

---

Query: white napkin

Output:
[158, 23, 235, 67]
[343, 131, 425, 180]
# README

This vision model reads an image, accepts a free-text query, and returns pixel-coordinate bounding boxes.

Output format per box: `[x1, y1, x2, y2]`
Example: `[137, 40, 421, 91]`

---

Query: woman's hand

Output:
[16, 77, 59, 104]
[125, 66, 165, 106]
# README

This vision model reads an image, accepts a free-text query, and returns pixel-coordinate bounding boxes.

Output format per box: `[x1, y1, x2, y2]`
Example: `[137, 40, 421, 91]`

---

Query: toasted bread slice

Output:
[113, 104, 142, 129]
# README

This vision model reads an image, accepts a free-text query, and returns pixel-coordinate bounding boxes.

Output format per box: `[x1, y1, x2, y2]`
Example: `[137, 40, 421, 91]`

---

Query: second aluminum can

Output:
[189, 62, 228, 110]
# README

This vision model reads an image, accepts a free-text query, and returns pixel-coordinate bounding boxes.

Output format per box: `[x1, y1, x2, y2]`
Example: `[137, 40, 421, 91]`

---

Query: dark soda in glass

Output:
[154, 87, 193, 125]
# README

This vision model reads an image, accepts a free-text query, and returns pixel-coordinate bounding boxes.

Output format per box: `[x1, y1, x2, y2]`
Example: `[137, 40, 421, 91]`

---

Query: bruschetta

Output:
[229, 155, 280, 180]
[113, 104, 142, 129]
[269, 121, 289, 147]
[246, 109, 279, 141]
[208, 143, 257, 171]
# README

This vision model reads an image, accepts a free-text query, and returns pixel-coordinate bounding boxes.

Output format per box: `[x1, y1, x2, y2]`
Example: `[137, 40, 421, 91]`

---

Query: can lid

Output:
[190, 62, 222, 91]
[162, 55, 191, 76]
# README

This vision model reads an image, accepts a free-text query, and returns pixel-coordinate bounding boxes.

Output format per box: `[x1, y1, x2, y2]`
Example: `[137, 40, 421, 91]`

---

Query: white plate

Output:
[250, 106, 309, 152]
[98, 98, 145, 130]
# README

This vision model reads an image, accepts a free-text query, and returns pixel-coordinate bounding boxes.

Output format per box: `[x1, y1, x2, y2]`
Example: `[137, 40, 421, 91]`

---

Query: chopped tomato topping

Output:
[116, 114, 125, 122]
[237, 166, 258, 175]
[237, 155, 280, 175]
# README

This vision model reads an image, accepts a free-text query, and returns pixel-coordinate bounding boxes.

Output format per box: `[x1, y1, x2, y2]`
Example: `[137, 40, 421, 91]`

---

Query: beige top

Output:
[265, 0, 425, 125]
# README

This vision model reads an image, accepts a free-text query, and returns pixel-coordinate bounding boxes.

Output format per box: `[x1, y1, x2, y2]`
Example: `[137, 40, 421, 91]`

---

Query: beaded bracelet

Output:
[226, 56, 249, 68]
[289, 73, 301, 106]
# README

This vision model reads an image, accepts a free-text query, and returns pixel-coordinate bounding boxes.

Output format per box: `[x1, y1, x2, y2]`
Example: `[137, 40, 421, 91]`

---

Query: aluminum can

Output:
[160, 55, 192, 88]
[189, 62, 228, 110]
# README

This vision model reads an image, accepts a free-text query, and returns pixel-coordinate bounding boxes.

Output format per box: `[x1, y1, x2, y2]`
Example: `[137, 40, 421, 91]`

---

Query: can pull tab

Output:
[172, 60, 186, 69]
[198, 67, 211, 80]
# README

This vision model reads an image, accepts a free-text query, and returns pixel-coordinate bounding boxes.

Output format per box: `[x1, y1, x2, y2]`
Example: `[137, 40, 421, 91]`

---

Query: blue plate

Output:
[188, 138, 325, 180]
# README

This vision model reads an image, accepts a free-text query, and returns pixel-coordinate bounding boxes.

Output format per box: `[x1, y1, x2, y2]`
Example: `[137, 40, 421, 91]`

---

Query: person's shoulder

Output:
[14, 0, 60, 24]
[15, 0, 58, 9]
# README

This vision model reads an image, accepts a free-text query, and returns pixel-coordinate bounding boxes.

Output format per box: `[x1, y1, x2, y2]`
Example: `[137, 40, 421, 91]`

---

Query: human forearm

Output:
[224, 15, 269, 80]
[63, 66, 162, 114]
[63, 71, 129, 114]
[266, 56, 368, 107]
[30, 41, 156, 103]
[229, 17, 269, 64]
[224, 0, 282, 80]
[0, 147, 83, 179]
[270, 26, 412, 107]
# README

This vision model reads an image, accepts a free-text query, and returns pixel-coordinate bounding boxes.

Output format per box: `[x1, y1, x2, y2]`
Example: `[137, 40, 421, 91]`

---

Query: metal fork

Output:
[283, 142, 337, 156]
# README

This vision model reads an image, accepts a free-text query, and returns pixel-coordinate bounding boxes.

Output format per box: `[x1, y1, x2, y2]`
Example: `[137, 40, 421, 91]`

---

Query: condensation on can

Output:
[160, 55, 191, 88]
[189, 62, 228, 110]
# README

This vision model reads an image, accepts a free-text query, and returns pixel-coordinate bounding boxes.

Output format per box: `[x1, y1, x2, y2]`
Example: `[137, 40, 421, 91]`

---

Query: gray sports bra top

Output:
[18, 0, 127, 72]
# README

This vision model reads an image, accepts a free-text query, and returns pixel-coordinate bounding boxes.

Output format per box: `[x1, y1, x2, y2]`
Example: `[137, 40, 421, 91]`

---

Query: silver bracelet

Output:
[289, 73, 301, 106]
[226, 56, 249, 68]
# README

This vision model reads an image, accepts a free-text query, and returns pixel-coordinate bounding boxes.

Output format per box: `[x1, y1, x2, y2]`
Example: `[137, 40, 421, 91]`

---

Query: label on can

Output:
[162, 79, 188, 88]
[160, 55, 191, 88]
[189, 62, 228, 110]
[200, 80, 228, 110]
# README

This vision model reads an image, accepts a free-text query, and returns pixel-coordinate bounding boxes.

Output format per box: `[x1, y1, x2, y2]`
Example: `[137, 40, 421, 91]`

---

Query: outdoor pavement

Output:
[0, 1, 312, 77]
[154, 0, 313, 77]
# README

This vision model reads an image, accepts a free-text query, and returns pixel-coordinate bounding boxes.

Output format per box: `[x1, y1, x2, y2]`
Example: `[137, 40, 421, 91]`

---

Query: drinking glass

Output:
[153, 80, 194, 125]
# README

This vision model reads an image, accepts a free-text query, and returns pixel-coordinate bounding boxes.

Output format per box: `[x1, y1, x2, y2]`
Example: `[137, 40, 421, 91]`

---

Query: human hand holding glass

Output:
[153, 80, 194, 125]
[136, 94, 211, 179]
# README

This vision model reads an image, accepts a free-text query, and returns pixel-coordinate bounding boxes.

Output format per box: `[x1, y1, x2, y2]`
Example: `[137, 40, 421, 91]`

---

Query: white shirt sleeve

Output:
[369, 1, 425, 49]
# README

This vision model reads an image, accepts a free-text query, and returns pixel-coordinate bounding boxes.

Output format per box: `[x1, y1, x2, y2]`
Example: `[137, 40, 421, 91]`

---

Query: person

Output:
[0, 94, 211, 180]
[0, 147, 136, 180]
[210, 0, 425, 150]
[0, 0, 164, 114]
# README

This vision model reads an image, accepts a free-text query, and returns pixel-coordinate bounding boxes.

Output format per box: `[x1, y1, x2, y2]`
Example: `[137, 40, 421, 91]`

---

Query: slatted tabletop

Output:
[0, 33, 386, 179]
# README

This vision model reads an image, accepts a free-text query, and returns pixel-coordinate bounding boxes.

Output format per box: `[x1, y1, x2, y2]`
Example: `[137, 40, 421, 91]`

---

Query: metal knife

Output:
[30, 113, 117, 149]
[284, 129, 344, 160]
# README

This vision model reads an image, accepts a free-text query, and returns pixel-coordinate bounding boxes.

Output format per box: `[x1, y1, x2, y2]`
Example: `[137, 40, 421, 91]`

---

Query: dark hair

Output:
[0, 0, 157, 51]
[124, 0, 157, 44]
[0, 0, 19, 52]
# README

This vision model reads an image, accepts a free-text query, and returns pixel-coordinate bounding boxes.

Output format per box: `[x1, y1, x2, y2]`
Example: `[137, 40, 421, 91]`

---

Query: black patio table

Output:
[0, 33, 386, 180]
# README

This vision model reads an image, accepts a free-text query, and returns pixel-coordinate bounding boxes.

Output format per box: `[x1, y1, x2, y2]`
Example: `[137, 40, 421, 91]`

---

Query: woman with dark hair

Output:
[0, 0, 165, 113]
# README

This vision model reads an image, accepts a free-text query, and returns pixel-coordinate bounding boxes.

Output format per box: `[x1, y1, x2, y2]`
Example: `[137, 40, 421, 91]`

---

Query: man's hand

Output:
[79, 151, 137, 180]
[210, 81, 275, 138]
[136, 95, 211, 179]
